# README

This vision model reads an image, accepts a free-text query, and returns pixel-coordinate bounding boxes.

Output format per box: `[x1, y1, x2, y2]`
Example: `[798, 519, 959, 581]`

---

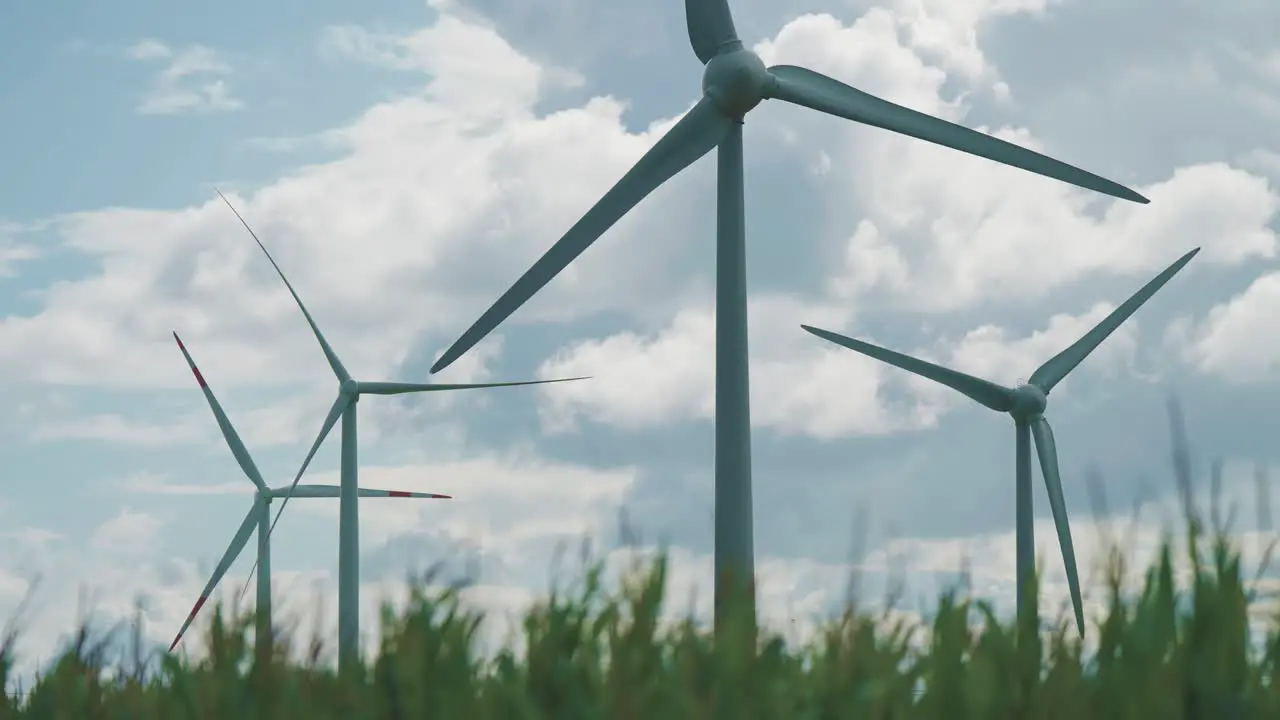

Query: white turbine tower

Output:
[167, 333, 449, 654]
[214, 191, 588, 671]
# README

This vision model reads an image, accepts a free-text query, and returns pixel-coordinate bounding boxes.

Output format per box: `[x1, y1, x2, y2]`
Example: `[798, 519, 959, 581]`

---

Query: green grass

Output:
[3, 519, 1279, 718]
[4, 403, 1280, 718]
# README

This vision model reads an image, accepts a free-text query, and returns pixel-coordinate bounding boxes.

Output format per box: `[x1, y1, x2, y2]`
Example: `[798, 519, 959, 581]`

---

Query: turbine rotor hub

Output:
[340, 378, 360, 396]
[701, 49, 771, 119]
[1010, 384, 1048, 419]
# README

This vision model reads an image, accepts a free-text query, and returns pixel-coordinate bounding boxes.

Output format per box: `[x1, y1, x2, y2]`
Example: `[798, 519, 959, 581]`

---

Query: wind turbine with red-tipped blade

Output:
[166, 333, 450, 656]
[214, 191, 589, 672]
[425, 0, 1149, 630]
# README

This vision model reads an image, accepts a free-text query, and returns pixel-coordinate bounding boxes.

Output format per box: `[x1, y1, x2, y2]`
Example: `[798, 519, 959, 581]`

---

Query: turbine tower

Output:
[214, 192, 588, 671]
[167, 333, 449, 655]
[425, 0, 1149, 627]
[802, 247, 1199, 635]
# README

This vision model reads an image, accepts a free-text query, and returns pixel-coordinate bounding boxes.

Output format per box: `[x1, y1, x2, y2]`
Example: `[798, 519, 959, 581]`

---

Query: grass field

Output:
[3, 409, 1279, 718]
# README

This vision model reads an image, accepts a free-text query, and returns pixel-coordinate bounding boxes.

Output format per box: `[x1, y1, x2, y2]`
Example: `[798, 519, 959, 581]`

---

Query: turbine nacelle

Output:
[702, 48, 771, 119]
[1009, 383, 1048, 420]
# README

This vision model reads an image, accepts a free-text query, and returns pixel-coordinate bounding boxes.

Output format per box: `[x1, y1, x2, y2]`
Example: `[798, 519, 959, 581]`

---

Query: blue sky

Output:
[2, 0, 1280, 681]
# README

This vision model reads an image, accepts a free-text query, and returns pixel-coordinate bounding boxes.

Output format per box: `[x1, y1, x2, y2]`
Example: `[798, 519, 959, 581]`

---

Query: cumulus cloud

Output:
[521, 8, 1276, 438]
[32, 412, 206, 447]
[826, 155, 1275, 315]
[91, 508, 166, 557]
[1177, 271, 1280, 382]
[320, 18, 582, 110]
[537, 292, 1149, 437]
[4, 23, 714, 395]
[1238, 148, 1280, 181]
[290, 455, 637, 553]
[126, 40, 243, 115]
[0, 246, 37, 280]
[0, 220, 46, 277]
[886, 0, 1062, 86]
[945, 301, 1142, 386]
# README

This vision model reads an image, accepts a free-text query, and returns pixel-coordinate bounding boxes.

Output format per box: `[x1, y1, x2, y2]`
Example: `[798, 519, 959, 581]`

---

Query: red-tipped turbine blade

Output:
[172, 332, 269, 492]
[360, 489, 452, 499]
[168, 501, 260, 651]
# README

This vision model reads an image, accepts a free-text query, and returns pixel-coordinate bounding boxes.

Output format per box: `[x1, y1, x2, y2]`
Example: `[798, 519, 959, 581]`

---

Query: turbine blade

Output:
[686, 0, 739, 64]
[765, 65, 1148, 204]
[358, 377, 589, 395]
[801, 324, 1015, 412]
[266, 484, 449, 499]
[269, 484, 339, 498]
[358, 488, 452, 499]
[430, 98, 733, 374]
[1029, 247, 1200, 392]
[264, 394, 350, 543]
[1030, 416, 1085, 637]
[169, 501, 260, 651]
[172, 332, 268, 492]
[234, 558, 258, 609]
[215, 190, 351, 383]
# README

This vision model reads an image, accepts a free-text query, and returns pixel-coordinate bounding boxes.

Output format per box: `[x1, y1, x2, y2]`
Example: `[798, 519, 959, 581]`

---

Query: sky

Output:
[2, 0, 1280, 683]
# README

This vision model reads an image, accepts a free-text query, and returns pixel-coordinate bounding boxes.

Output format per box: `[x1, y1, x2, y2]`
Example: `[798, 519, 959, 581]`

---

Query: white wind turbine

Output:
[167, 332, 449, 654]
[425, 0, 1149, 633]
[215, 191, 588, 670]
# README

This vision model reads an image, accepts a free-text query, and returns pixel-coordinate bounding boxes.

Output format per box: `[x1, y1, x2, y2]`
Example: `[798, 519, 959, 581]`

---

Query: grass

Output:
[3, 400, 1279, 718]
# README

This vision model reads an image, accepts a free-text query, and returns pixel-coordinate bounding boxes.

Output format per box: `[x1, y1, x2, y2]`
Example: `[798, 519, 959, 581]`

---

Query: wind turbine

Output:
[167, 332, 449, 655]
[425, 0, 1150, 626]
[213, 192, 588, 671]
[802, 247, 1199, 635]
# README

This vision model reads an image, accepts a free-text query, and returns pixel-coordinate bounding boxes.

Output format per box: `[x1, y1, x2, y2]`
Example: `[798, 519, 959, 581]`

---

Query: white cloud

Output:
[128, 40, 243, 115]
[524, 7, 1273, 436]
[945, 302, 1140, 387]
[288, 455, 639, 552]
[755, 11, 963, 123]
[24, 6, 1271, 404]
[319, 18, 582, 109]
[748, 16, 1279, 315]
[126, 39, 171, 61]
[0, 246, 36, 278]
[3, 19, 713, 393]
[1238, 148, 1280, 181]
[1252, 49, 1280, 80]
[827, 158, 1275, 315]
[239, 130, 346, 155]
[120, 472, 250, 497]
[0, 221, 41, 277]
[32, 412, 204, 446]
[1178, 270, 1280, 382]
[90, 508, 165, 556]
[887, 0, 1062, 86]
[536, 307, 716, 432]
[536, 293, 1143, 437]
